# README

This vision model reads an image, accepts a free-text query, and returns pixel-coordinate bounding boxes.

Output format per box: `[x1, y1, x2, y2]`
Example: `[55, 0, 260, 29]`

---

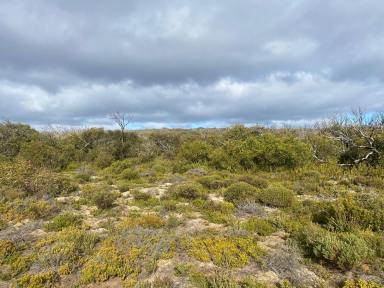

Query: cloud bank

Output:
[0, 0, 383, 128]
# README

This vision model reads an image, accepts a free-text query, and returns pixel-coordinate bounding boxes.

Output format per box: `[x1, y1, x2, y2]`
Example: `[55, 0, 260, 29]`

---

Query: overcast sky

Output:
[0, 0, 383, 129]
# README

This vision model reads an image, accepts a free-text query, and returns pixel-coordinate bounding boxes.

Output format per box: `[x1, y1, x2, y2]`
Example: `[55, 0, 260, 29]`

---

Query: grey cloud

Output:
[0, 0, 383, 127]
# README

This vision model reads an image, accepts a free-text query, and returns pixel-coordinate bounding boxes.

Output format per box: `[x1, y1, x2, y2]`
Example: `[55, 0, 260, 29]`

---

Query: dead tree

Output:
[109, 112, 132, 159]
[322, 109, 383, 166]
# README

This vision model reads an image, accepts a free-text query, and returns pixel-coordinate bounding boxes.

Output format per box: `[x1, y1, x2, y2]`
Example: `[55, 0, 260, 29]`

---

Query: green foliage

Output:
[0, 160, 77, 198]
[212, 134, 312, 171]
[81, 229, 176, 284]
[297, 225, 373, 270]
[119, 214, 166, 229]
[342, 279, 384, 288]
[198, 175, 233, 189]
[223, 182, 259, 206]
[120, 168, 140, 180]
[19, 139, 70, 170]
[241, 217, 277, 236]
[44, 212, 82, 231]
[17, 270, 60, 288]
[237, 175, 268, 189]
[82, 183, 119, 209]
[92, 190, 119, 209]
[195, 200, 235, 224]
[0, 122, 38, 158]
[258, 186, 295, 208]
[312, 197, 384, 232]
[1, 199, 58, 221]
[186, 236, 263, 268]
[38, 227, 98, 273]
[168, 182, 207, 200]
[178, 140, 213, 163]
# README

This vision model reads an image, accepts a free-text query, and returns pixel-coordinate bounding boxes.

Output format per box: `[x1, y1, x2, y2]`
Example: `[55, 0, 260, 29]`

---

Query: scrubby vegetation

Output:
[0, 113, 383, 287]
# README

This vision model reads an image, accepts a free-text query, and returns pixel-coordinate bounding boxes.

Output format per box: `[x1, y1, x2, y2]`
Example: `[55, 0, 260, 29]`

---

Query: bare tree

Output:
[321, 109, 383, 166]
[109, 112, 131, 146]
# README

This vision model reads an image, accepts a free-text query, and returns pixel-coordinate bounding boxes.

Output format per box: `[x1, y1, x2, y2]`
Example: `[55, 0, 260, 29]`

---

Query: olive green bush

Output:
[168, 182, 207, 200]
[298, 225, 373, 270]
[258, 186, 295, 208]
[224, 182, 259, 206]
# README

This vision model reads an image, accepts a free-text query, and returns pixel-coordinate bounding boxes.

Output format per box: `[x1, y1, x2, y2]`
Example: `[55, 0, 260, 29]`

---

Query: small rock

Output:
[186, 168, 207, 176]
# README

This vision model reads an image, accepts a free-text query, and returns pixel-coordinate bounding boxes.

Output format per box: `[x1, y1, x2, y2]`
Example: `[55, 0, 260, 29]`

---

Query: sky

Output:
[0, 0, 383, 129]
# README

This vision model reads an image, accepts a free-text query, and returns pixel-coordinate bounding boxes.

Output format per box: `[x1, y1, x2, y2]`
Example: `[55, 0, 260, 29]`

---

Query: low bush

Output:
[17, 270, 60, 288]
[237, 175, 268, 189]
[44, 212, 82, 231]
[342, 279, 384, 288]
[119, 214, 165, 229]
[297, 225, 373, 270]
[242, 217, 277, 236]
[38, 227, 98, 273]
[0, 160, 77, 197]
[258, 186, 295, 208]
[168, 182, 207, 200]
[224, 182, 259, 206]
[92, 191, 119, 209]
[312, 197, 384, 232]
[178, 140, 212, 163]
[197, 175, 233, 190]
[120, 168, 140, 180]
[186, 236, 263, 268]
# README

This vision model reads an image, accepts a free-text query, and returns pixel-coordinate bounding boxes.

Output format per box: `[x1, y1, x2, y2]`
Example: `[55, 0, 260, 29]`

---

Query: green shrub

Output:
[132, 190, 152, 201]
[92, 191, 119, 209]
[178, 140, 212, 163]
[0, 160, 77, 197]
[237, 175, 268, 189]
[342, 279, 384, 288]
[258, 186, 295, 208]
[44, 212, 82, 231]
[224, 182, 259, 206]
[168, 182, 206, 200]
[197, 175, 233, 189]
[120, 168, 139, 180]
[186, 236, 263, 268]
[19, 139, 70, 170]
[298, 225, 373, 270]
[17, 270, 60, 288]
[312, 197, 384, 232]
[242, 217, 277, 236]
[38, 227, 98, 272]
[119, 214, 165, 229]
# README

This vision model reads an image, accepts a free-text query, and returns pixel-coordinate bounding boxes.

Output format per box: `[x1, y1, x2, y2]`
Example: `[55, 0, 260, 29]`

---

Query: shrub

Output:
[237, 175, 268, 189]
[178, 140, 212, 163]
[224, 182, 259, 206]
[44, 212, 82, 231]
[298, 225, 373, 270]
[0, 122, 39, 158]
[119, 214, 165, 229]
[186, 236, 263, 268]
[2, 199, 58, 221]
[312, 197, 384, 232]
[120, 168, 140, 180]
[198, 175, 233, 189]
[81, 239, 131, 283]
[168, 182, 206, 200]
[258, 186, 295, 208]
[342, 279, 384, 288]
[19, 139, 70, 170]
[242, 217, 277, 236]
[38, 227, 98, 272]
[92, 191, 118, 209]
[0, 160, 77, 197]
[17, 270, 60, 288]
[132, 190, 152, 201]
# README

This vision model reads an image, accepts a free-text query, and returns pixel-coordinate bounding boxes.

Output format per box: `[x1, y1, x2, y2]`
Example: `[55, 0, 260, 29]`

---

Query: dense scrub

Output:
[0, 118, 383, 287]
